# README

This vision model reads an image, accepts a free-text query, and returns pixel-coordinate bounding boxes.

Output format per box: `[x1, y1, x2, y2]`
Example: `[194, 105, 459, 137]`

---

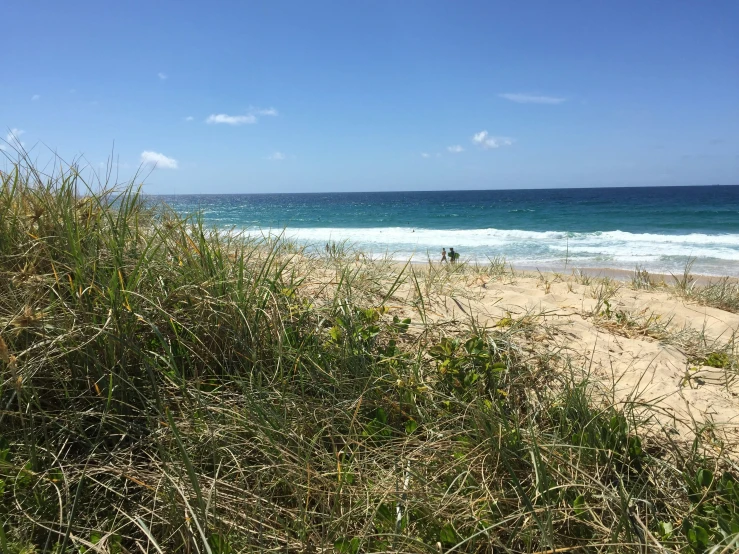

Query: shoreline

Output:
[362, 255, 739, 285]
[315, 246, 739, 279]
[214, 225, 739, 279]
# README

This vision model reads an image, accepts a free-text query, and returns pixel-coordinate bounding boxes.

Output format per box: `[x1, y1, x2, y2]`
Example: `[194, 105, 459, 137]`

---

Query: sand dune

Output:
[388, 268, 739, 454]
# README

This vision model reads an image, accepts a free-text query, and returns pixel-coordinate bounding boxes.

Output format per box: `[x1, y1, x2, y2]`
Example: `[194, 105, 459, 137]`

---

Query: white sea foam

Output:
[236, 226, 739, 275]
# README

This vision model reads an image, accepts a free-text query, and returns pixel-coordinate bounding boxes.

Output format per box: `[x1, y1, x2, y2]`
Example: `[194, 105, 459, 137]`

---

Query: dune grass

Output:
[672, 261, 739, 314]
[1, 158, 739, 553]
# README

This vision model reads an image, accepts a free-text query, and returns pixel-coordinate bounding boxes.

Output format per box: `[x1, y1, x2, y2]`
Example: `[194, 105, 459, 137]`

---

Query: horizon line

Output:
[146, 182, 739, 196]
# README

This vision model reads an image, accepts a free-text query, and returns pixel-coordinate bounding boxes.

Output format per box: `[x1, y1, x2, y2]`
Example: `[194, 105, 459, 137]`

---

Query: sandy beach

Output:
[324, 258, 739, 455]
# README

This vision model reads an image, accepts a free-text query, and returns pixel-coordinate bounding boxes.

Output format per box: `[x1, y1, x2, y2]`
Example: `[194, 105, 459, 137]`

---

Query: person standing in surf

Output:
[441, 248, 447, 263]
[449, 247, 456, 263]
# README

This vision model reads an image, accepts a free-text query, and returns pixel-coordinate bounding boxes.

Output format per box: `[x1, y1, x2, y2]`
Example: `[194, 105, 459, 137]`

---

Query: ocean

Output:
[158, 186, 739, 276]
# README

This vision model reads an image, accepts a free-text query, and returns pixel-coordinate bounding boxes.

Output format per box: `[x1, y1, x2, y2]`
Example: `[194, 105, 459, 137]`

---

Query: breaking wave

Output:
[235, 226, 739, 275]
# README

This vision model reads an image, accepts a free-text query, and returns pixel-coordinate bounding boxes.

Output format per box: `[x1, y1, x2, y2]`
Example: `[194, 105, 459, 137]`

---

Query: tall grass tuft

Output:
[0, 156, 737, 553]
[691, 277, 739, 314]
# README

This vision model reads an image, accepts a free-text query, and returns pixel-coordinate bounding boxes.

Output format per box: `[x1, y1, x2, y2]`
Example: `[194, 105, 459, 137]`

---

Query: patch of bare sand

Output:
[396, 269, 739, 454]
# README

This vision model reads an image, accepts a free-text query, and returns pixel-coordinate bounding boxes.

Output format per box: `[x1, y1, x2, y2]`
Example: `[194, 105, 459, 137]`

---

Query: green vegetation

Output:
[1, 157, 738, 552]
[669, 259, 739, 314]
[691, 278, 739, 315]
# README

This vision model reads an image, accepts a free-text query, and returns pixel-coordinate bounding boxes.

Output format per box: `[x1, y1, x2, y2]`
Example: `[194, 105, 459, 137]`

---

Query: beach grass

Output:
[1, 157, 739, 553]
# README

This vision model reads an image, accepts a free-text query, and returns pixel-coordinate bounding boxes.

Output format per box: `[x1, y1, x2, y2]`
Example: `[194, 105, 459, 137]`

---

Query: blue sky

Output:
[2, 0, 738, 193]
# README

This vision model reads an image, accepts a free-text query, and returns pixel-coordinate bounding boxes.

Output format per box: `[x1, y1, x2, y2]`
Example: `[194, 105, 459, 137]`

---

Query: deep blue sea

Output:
[158, 186, 739, 276]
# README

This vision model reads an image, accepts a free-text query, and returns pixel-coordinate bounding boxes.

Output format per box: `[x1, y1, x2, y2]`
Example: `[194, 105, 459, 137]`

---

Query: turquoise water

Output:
[158, 186, 739, 276]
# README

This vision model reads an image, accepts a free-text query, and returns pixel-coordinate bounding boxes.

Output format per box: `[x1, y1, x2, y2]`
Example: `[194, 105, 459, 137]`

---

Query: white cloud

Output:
[0, 128, 25, 151]
[267, 151, 286, 161]
[498, 93, 565, 104]
[253, 107, 278, 116]
[205, 107, 278, 126]
[31, 94, 40, 101]
[206, 113, 257, 125]
[472, 130, 514, 149]
[185, 116, 194, 121]
[8, 128, 25, 140]
[140, 151, 178, 169]
[421, 152, 430, 158]
[158, 72, 168, 80]
[447, 145, 464, 153]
